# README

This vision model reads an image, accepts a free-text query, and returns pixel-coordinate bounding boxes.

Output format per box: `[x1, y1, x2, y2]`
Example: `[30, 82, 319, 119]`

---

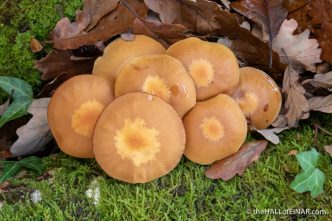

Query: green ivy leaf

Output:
[290, 168, 325, 198]
[0, 76, 33, 128]
[0, 97, 32, 127]
[0, 156, 44, 183]
[0, 76, 33, 99]
[296, 148, 320, 171]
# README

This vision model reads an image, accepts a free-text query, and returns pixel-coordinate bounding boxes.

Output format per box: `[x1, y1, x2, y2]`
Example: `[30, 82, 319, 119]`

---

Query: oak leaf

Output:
[310, 0, 332, 63]
[308, 95, 332, 114]
[205, 140, 268, 181]
[272, 19, 321, 72]
[282, 66, 309, 127]
[231, 0, 288, 41]
[35, 50, 96, 81]
[308, 71, 332, 89]
[10, 98, 53, 157]
[51, 0, 148, 50]
[253, 127, 289, 145]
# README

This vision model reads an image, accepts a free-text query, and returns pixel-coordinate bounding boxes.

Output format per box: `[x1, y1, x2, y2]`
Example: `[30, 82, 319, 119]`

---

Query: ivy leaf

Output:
[0, 77, 33, 128]
[290, 168, 325, 198]
[0, 76, 33, 99]
[295, 148, 319, 171]
[0, 156, 43, 183]
[0, 98, 32, 128]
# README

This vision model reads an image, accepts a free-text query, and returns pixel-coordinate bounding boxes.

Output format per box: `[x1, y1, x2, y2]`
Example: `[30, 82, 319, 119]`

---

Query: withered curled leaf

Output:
[282, 66, 309, 127]
[309, 71, 332, 89]
[205, 140, 268, 181]
[308, 95, 332, 114]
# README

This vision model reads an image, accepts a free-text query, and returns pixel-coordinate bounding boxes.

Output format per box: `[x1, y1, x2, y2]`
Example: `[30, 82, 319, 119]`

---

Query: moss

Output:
[0, 0, 83, 101]
[0, 114, 331, 220]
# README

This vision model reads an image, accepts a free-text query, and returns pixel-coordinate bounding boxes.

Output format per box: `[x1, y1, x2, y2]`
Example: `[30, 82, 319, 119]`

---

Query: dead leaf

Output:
[50, 0, 120, 40]
[35, 50, 96, 81]
[205, 140, 268, 180]
[144, 0, 286, 77]
[133, 17, 188, 46]
[0, 99, 9, 115]
[272, 19, 321, 72]
[143, 0, 181, 24]
[324, 146, 332, 157]
[282, 66, 309, 127]
[10, 98, 53, 157]
[51, 0, 148, 50]
[120, 31, 135, 41]
[288, 149, 298, 156]
[310, 0, 332, 63]
[30, 38, 43, 53]
[253, 127, 289, 145]
[0, 150, 12, 160]
[308, 95, 332, 113]
[285, 0, 311, 32]
[231, 0, 288, 41]
[309, 71, 332, 89]
[220, 0, 231, 9]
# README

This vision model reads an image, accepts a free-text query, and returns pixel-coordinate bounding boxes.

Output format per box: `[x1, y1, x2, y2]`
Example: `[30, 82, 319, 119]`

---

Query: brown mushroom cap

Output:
[92, 35, 166, 85]
[114, 54, 196, 117]
[93, 92, 185, 183]
[231, 67, 282, 129]
[166, 37, 239, 101]
[183, 94, 247, 165]
[48, 75, 114, 158]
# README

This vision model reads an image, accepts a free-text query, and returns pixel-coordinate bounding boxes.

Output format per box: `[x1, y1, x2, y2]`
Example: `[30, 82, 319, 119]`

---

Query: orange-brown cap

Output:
[93, 92, 185, 183]
[92, 35, 166, 85]
[166, 37, 239, 101]
[48, 75, 114, 158]
[183, 94, 247, 165]
[114, 54, 196, 117]
[232, 67, 282, 129]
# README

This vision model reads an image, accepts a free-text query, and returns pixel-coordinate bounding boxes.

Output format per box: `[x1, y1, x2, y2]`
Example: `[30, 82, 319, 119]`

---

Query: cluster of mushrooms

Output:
[48, 35, 282, 184]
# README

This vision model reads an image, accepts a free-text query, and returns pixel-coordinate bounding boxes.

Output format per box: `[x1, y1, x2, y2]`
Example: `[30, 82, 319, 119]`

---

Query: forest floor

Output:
[0, 0, 332, 220]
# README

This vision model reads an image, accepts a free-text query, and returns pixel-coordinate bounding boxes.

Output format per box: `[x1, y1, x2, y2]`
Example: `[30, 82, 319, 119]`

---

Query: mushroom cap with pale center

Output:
[114, 54, 196, 117]
[48, 75, 114, 158]
[92, 35, 166, 85]
[232, 67, 282, 129]
[183, 94, 247, 165]
[93, 92, 186, 183]
[166, 37, 239, 101]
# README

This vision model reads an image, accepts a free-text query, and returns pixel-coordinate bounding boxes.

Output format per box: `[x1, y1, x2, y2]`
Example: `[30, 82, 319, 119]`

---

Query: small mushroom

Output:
[115, 54, 196, 117]
[232, 67, 282, 129]
[92, 35, 166, 85]
[93, 92, 185, 183]
[166, 37, 239, 101]
[183, 94, 247, 165]
[48, 75, 114, 158]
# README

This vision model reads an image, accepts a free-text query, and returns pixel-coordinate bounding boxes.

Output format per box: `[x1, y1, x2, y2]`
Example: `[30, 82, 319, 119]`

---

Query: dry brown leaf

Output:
[253, 127, 289, 145]
[30, 38, 43, 53]
[285, 0, 311, 32]
[10, 98, 53, 157]
[143, 0, 181, 24]
[132, 17, 188, 46]
[272, 19, 321, 72]
[231, 0, 288, 41]
[309, 71, 332, 89]
[50, 0, 120, 40]
[288, 150, 298, 156]
[0, 99, 9, 115]
[35, 50, 96, 81]
[308, 95, 332, 114]
[144, 0, 286, 77]
[51, 0, 148, 50]
[310, 0, 332, 63]
[205, 140, 268, 180]
[324, 146, 332, 157]
[282, 66, 309, 127]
